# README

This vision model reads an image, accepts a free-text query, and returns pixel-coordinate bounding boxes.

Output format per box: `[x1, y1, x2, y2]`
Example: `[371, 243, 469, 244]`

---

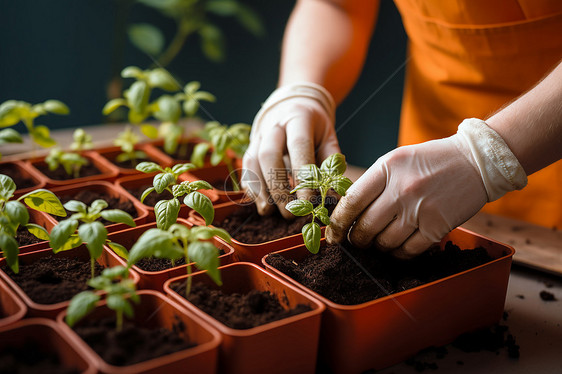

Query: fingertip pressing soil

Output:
[53, 190, 138, 223]
[35, 162, 102, 180]
[173, 282, 312, 330]
[126, 184, 174, 207]
[1, 255, 103, 304]
[0, 163, 37, 190]
[73, 316, 195, 367]
[0, 340, 79, 374]
[266, 241, 493, 305]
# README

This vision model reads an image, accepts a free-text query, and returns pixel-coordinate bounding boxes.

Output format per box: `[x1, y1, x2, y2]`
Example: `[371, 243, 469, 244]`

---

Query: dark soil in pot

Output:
[211, 177, 235, 192]
[109, 157, 151, 170]
[53, 190, 137, 223]
[266, 241, 493, 305]
[1, 255, 103, 304]
[172, 282, 312, 329]
[126, 184, 173, 207]
[135, 249, 225, 272]
[35, 163, 101, 180]
[16, 225, 44, 246]
[0, 163, 36, 190]
[73, 315, 194, 366]
[157, 142, 199, 161]
[0, 339, 79, 374]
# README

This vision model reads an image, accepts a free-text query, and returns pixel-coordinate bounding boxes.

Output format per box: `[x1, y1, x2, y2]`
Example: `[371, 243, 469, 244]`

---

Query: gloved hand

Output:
[242, 82, 340, 218]
[326, 118, 528, 259]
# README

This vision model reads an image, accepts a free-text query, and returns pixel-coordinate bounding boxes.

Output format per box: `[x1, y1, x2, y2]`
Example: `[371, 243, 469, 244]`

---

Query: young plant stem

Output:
[178, 139, 188, 160]
[116, 309, 123, 332]
[90, 258, 96, 280]
[185, 248, 192, 298]
[225, 157, 240, 191]
[156, 22, 195, 68]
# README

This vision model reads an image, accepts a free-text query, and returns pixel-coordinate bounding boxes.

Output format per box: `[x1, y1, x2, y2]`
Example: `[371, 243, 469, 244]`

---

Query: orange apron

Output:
[393, 0, 562, 229]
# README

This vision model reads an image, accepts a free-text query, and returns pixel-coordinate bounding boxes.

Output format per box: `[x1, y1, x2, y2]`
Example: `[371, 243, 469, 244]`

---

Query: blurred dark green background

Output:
[0, 0, 406, 168]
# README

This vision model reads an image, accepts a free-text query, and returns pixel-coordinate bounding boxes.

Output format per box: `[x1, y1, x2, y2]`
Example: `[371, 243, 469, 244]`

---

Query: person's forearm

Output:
[278, 0, 378, 105]
[486, 60, 562, 175]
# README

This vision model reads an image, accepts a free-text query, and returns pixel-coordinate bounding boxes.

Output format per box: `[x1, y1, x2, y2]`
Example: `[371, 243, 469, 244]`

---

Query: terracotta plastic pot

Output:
[0, 277, 26, 328]
[104, 219, 236, 291]
[0, 318, 96, 373]
[262, 227, 515, 373]
[0, 160, 46, 196]
[183, 158, 245, 203]
[188, 200, 321, 264]
[93, 144, 173, 176]
[56, 290, 221, 374]
[45, 181, 149, 233]
[26, 150, 119, 187]
[164, 262, 325, 374]
[114, 173, 219, 221]
[0, 245, 141, 319]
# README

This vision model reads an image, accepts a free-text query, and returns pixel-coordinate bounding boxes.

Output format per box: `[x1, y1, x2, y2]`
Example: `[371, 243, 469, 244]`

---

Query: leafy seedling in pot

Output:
[285, 153, 353, 254]
[136, 161, 215, 230]
[0, 129, 22, 160]
[70, 128, 93, 151]
[45, 147, 89, 179]
[0, 99, 69, 148]
[66, 266, 139, 332]
[0, 174, 65, 273]
[49, 199, 136, 279]
[113, 126, 147, 167]
[127, 224, 230, 297]
[191, 121, 251, 191]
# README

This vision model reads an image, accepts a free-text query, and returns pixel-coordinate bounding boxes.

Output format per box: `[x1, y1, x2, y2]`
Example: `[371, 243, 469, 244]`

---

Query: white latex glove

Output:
[326, 118, 528, 259]
[242, 82, 340, 218]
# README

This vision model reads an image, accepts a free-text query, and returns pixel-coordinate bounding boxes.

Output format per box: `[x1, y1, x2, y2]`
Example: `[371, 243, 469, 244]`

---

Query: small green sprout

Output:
[0, 129, 23, 160]
[191, 121, 251, 191]
[128, 224, 230, 297]
[49, 199, 136, 279]
[136, 161, 215, 230]
[0, 99, 69, 148]
[66, 266, 139, 332]
[114, 127, 147, 167]
[45, 147, 89, 179]
[0, 174, 65, 273]
[285, 153, 353, 254]
[70, 128, 93, 152]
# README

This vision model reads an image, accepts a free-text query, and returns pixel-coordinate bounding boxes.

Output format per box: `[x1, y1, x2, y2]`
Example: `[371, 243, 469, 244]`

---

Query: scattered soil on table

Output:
[266, 241, 493, 305]
[53, 190, 137, 223]
[135, 249, 225, 272]
[1, 255, 103, 304]
[0, 339, 79, 374]
[126, 184, 173, 207]
[74, 315, 194, 367]
[452, 324, 520, 359]
[0, 163, 37, 190]
[539, 290, 557, 301]
[15, 224, 45, 246]
[35, 162, 101, 180]
[173, 282, 311, 329]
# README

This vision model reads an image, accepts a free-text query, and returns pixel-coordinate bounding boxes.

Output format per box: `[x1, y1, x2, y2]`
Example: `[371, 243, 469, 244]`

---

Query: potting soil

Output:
[35, 162, 101, 180]
[0, 339, 79, 374]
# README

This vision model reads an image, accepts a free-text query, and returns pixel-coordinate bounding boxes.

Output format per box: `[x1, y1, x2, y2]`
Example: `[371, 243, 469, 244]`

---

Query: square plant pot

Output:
[93, 144, 173, 177]
[105, 219, 236, 291]
[26, 150, 119, 187]
[114, 173, 219, 222]
[0, 277, 26, 328]
[0, 318, 96, 373]
[262, 227, 515, 373]
[0, 160, 46, 196]
[164, 262, 325, 374]
[188, 200, 324, 264]
[56, 290, 221, 374]
[45, 181, 149, 233]
[182, 159, 245, 203]
[0, 245, 141, 319]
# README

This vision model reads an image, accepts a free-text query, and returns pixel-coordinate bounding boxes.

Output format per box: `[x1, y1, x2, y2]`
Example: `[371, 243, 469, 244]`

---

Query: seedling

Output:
[45, 147, 88, 179]
[285, 153, 353, 254]
[66, 266, 139, 332]
[0, 174, 65, 273]
[0, 129, 23, 160]
[49, 199, 136, 279]
[127, 224, 230, 297]
[70, 128, 93, 151]
[113, 126, 147, 167]
[191, 121, 251, 191]
[0, 99, 69, 148]
[136, 161, 215, 230]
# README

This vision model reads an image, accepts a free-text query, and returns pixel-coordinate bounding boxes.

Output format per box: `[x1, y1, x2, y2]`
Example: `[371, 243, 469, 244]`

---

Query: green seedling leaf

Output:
[0, 174, 16, 198]
[320, 152, 347, 176]
[184, 191, 214, 225]
[50, 219, 79, 250]
[102, 98, 127, 115]
[140, 124, 159, 139]
[126, 80, 150, 115]
[136, 161, 163, 174]
[285, 199, 314, 217]
[0, 233, 19, 273]
[210, 149, 225, 166]
[128, 23, 165, 56]
[154, 172, 175, 193]
[0, 128, 22, 143]
[302, 222, 321, 254]
[171, 163, 195, 175]
[66, 291, 100, 327]
[314, 206, 330, 226]
[154, 198, 181, 230]
[108, 242, 129, 261]
[331, 175, 353, 197]
[121, 66, 143, 79]
[0, 101, 21, 127]
[290, 180, 320, 193]
[140, 186, 156, 203]
[25, 223, 49, 241]
[20, 189, 66, 217]
[90, 200, 109, 215]
[53, 235, 82, 253]
[107, 293, 134, 318]
[153, 95, 181, 123]
[5, 201, 29, 226]
[43, 100, 70, 115]
[191, 226, 231, 243]
[297, 164, 322, 184]
[78, 221, 107, 260]
[188, 241, 221, 285]
[147, 68, 177, 91]
[64, 200, 87, 213]
[191, 142, 211, 168]
[128, 228, 178, 266]
[30, 125, 56, 148]
[100, 210, 136, 227]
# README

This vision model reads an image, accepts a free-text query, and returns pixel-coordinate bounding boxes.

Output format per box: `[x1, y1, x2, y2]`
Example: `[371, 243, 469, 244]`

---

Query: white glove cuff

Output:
[457, 118, 528, 202]
[252, 82, 336, 137]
